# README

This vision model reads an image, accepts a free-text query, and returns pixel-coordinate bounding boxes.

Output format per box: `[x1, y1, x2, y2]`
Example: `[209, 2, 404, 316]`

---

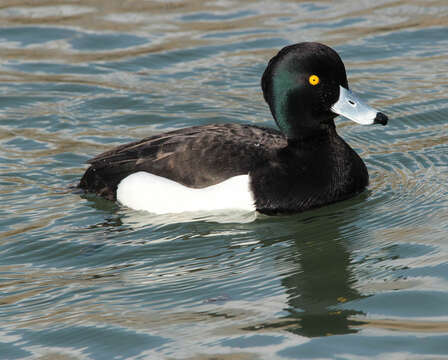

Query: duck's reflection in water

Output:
[254, 203, 367, 337]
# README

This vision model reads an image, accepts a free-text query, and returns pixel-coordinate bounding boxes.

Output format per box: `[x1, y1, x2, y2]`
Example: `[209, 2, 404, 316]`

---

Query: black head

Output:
[261, 42, 348, 139]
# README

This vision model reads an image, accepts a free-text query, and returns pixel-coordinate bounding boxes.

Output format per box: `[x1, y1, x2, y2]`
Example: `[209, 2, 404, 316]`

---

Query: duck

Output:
[78, 42, 388, 215]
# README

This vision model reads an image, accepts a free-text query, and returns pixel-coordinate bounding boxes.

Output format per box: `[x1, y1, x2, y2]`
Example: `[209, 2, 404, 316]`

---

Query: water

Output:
[0, 0, 447, 358]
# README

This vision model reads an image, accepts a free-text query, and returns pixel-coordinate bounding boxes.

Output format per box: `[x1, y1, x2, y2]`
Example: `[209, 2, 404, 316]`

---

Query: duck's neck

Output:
[284, 122, 337, 150]
[274, 95, 337, 139]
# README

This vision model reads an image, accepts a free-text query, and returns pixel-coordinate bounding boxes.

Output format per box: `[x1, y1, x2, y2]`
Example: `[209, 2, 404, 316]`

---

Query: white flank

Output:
[116, 171, 256, 214]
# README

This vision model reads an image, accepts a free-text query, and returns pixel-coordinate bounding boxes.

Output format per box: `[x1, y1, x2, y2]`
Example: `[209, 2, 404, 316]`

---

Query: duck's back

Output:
[78, 123, 286, 200]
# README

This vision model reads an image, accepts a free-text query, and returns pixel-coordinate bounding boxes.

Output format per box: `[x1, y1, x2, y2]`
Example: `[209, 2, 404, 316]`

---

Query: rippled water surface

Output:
[1, 1, 448, 359]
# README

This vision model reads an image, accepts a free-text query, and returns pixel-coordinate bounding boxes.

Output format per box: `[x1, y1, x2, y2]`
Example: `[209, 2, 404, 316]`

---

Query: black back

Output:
[79, 124, 285, 200]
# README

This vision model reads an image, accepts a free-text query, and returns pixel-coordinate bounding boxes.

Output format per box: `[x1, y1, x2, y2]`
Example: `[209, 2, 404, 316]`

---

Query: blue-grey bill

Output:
[331, 86, 379, 125]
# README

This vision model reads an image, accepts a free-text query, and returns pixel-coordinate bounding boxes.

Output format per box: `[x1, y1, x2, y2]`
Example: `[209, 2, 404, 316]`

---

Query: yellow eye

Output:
[309, 75, 320, 86]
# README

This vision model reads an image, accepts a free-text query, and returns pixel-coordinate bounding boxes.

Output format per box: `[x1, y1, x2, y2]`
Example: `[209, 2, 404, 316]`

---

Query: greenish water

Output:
[1, 1, 447, 359]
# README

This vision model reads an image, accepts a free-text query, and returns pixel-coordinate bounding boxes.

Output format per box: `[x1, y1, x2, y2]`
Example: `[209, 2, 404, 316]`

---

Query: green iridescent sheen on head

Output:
[261, 42, 351, 139]
[272, 67, 296, 137]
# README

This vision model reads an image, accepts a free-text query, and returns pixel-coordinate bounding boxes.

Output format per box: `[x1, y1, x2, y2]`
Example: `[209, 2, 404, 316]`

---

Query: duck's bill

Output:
[331, 86, 388, 126]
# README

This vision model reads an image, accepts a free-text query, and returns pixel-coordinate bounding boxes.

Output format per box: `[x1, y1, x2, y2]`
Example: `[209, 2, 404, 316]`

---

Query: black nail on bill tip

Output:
[374, 112, 388, 126]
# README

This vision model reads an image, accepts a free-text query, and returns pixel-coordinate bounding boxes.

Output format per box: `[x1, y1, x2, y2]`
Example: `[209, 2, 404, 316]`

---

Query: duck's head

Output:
[261, 42, 388, 140]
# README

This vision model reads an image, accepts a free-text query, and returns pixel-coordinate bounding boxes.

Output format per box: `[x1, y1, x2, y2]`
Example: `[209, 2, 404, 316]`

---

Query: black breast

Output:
[250, 133, 369, 214]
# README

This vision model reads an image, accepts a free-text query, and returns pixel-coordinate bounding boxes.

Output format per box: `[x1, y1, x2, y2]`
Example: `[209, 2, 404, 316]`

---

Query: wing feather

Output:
[79, 123, 285, 200]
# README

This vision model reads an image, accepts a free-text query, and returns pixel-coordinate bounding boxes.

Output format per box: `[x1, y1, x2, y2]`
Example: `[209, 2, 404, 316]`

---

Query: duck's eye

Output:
[309, 75, 320, 86]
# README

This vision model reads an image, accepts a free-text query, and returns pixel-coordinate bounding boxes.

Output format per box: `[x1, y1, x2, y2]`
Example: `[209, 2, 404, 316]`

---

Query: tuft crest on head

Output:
[261, 42, 348, 138]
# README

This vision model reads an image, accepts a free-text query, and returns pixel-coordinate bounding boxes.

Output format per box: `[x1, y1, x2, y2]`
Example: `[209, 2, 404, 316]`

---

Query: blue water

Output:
[1, 1, 447, 359]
